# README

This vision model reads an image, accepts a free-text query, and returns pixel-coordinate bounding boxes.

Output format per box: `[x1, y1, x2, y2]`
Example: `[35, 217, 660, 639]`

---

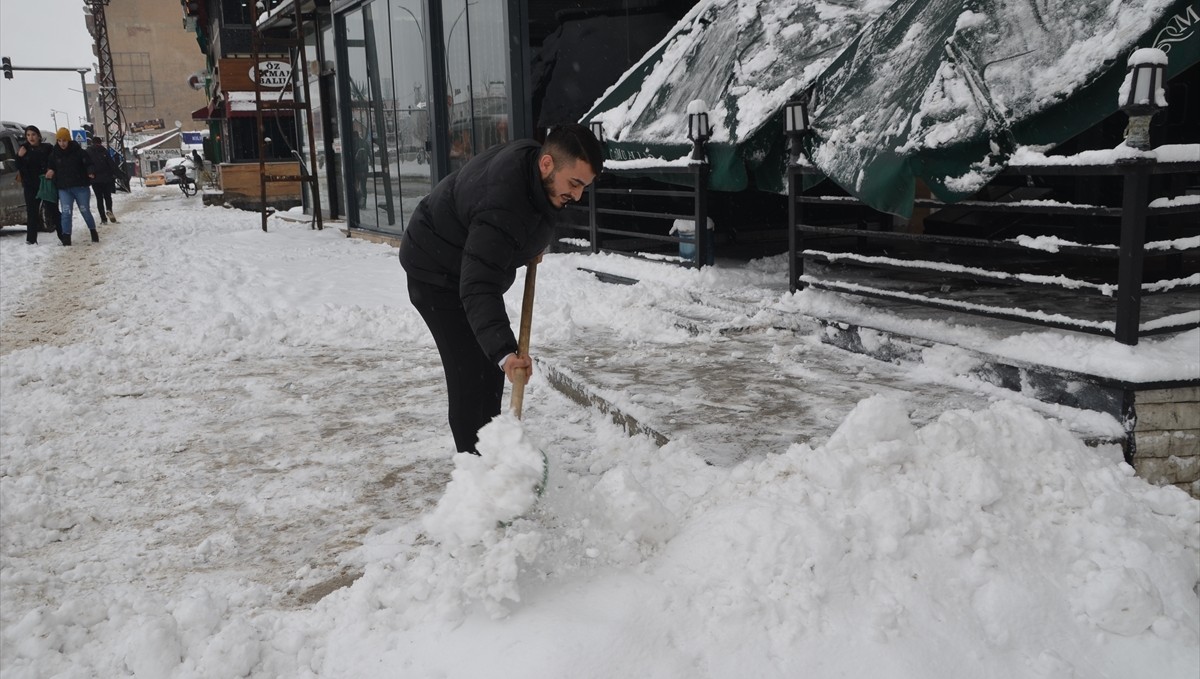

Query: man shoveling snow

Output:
[398, 124, 604, 455]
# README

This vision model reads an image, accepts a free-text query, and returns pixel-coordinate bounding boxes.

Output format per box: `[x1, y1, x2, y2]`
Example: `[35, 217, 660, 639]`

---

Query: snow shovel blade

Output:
[510, 259, 549, 498]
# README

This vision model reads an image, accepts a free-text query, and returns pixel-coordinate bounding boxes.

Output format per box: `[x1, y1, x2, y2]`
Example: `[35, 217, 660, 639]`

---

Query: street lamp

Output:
[76, 68, 91, 124]
[784, 94, 811, 165]
[393, 5, 425, 47]
[444, 2, 478, 101]
[686, 99, 711, 162]
[1119, 48, 1168, 151]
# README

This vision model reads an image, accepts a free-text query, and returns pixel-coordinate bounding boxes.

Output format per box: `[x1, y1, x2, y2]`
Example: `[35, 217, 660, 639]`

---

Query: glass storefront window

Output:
[322, 23, 343, 218]
[343, 8, 377, 230]
[336, 0, 515, 234]
[386, 0, 433, 230]
[442, 0, 510, 172]
[342, 0, 433, 235]
[228, 117, 298, 162]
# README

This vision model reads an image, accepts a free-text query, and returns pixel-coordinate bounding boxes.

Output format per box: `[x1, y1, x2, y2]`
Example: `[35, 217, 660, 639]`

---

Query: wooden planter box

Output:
[218, 161, 302, 211]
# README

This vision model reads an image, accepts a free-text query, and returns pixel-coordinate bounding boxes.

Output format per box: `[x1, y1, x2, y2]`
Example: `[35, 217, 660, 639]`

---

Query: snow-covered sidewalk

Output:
[1, 186, 1197, 678]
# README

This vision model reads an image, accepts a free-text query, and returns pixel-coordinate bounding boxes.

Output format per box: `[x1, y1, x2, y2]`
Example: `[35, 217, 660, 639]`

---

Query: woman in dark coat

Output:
[86, 137, 119, 223]
[45, 127, 97, 245]
[13, 125, 53, 244]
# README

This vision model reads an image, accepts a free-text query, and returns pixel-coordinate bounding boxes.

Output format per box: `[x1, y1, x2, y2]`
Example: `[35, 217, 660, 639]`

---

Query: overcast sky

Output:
[0, 0, 99, 134]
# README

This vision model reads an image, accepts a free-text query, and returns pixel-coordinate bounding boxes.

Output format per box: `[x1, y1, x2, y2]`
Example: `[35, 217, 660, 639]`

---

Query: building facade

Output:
[188, 0, 690, 234]
[85, 0, 209, 150]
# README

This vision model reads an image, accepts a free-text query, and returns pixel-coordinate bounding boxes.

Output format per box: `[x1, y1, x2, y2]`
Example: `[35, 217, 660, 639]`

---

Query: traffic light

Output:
[2, 57, 12, 80]
[81, 123, 95, 139]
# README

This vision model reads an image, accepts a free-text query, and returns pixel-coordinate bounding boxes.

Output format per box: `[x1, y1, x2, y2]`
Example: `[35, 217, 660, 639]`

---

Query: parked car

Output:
[161, 157, 195, 185]
[142, 157, 194, 188]
[0, 120, 30, 227]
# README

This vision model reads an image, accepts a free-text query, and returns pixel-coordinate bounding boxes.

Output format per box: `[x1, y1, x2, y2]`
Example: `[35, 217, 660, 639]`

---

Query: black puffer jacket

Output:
[14, 141, 53, 188]
[399, 140, 559, 363]
[85, 145, 118, 185]
[47, 141, 94, 189]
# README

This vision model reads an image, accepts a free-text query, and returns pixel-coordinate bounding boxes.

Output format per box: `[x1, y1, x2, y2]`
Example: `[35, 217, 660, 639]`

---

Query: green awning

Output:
[585, 0, 882, 191]
[584, 0, 1200, 217]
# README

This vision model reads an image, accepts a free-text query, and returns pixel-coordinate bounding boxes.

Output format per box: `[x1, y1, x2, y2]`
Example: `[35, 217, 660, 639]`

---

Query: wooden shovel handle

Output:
[510, 260, 538, 419]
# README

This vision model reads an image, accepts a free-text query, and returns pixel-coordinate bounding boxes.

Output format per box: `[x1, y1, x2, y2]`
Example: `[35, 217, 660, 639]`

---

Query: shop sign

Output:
[139, 148, 180, 161]
[250, 60, 292, 89]
[130, 118, 166, 133]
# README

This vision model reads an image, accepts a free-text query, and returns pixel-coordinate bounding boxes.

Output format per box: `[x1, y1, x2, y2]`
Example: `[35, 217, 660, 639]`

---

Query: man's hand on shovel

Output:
[501, 353, 533, 384]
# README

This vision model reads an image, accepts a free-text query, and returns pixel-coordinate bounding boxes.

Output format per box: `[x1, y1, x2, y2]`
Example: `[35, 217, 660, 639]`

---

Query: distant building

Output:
[84, 0, 208, 151]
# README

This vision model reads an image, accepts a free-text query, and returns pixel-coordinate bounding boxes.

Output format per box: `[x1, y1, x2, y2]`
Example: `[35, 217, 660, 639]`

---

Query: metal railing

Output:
[555, 162, 712, 268]
[787, 152, 1200, 345]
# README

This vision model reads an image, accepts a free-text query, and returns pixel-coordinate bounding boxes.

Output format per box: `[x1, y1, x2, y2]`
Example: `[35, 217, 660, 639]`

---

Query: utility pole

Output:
[88, 0, 126, 159]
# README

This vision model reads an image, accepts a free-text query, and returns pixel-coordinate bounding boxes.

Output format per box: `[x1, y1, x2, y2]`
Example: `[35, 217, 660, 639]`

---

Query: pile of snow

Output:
[314, 397, 1198, 678]
[0, 189, 1196, 678]
[424, 414, 547, 548]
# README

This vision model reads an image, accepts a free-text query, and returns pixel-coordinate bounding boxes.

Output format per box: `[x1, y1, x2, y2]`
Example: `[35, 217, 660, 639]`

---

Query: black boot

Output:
[90, 229, 99, 243]
[61, 233, 71, 246]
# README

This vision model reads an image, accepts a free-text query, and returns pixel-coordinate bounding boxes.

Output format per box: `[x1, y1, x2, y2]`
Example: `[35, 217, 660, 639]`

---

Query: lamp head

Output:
[686, 99, 711, 142]
[1119, 48, 1168, 117]
[784, 98, 811, 135]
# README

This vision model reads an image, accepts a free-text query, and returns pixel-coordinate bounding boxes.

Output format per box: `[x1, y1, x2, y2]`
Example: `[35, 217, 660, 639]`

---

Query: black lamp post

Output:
[1120, 48, 1168, 151]
[687, 99, 711, 162]
[784, 95, 811, 164]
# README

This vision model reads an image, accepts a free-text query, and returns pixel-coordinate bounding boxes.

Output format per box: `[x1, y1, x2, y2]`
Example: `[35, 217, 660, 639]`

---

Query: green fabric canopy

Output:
[584, 0, 1200, 217]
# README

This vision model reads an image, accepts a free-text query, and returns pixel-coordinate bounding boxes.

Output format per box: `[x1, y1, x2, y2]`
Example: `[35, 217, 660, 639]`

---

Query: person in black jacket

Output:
[399, 124, 603, 454]
[86, 137, 119, 223]
[13, 125, 54, 244]
[45, 127, 97, 245]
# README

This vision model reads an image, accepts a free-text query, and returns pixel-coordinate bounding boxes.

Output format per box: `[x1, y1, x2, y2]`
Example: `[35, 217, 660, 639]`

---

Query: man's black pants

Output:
[21, 183, 42, 243]
[92, 183, 114, 217]
[407, 276, 504, 453]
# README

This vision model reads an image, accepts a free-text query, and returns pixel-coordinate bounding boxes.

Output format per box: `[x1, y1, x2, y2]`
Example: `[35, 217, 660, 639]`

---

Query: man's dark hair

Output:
[542, 124, 604, 176]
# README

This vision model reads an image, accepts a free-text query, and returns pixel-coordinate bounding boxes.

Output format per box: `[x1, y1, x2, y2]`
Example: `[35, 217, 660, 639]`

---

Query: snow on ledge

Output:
[1149, 194, 1200, 208]
[1010, 143, 1200, 166]
[604, 155, 695, 170]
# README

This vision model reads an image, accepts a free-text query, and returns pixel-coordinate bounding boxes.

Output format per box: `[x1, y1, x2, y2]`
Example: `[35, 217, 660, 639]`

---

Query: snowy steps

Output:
[536, 309, 1001, 467]
[538, 273, 1139, 469]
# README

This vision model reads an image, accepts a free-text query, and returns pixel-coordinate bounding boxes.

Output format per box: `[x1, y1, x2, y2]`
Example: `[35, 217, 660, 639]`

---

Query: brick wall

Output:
[1132, 386, 1200, 497]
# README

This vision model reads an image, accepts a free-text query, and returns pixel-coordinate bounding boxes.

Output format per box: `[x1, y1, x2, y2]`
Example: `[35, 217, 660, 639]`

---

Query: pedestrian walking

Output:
[86, 137, 120, 223]
[398, 124, 603, 453]
[13, 125, 54, 245]
[45, 127, 98, 246]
